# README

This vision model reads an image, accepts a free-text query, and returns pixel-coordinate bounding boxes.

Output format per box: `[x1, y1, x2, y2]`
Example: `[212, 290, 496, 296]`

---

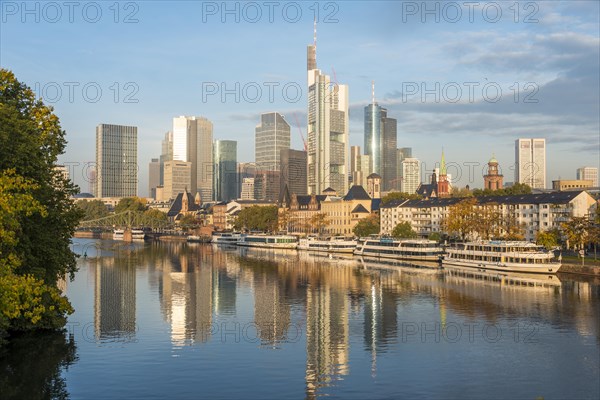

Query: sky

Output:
[1, 0, 599, 197]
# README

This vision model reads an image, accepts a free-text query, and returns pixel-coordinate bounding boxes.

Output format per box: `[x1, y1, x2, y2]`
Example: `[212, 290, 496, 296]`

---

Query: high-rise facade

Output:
[148, 158, 160, 199]
[255, 112, 291, 172]
[515, 138, 546, 189]
[577, 167, 598, 187]
[396, 147, 412, 191]
[213, 140, 237, 202]
[306, 32, 349, 195]
[172, 116, 213, 200]
[240, 178, 255, 200]
[96, 124, 137, 198]
[163, 160, 192, 201]
[364, 87, 397, 191]
[350, 145, 371, 187]
[280, 149, 307, 197]
[401, 158, 420, 194]
[159, 131, 173, 186]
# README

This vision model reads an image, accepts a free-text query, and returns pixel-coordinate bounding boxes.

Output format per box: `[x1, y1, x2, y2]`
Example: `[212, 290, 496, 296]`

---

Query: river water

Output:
[2, 238, 599, 399]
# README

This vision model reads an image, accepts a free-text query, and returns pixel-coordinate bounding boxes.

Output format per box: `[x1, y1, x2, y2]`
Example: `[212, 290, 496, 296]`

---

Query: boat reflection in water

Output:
[60, 239, 599, 400]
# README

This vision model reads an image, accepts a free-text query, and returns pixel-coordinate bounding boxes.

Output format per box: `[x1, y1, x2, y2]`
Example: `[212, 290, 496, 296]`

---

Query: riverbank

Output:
[559, 262, 600, 277]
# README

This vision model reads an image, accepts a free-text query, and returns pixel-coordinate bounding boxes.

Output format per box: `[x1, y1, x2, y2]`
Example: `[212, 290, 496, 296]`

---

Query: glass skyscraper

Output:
[255, 112, 290, 172]
[213, 140, 238, 202]
[96, 123, 137, 198]
[364, 102, 397, 191]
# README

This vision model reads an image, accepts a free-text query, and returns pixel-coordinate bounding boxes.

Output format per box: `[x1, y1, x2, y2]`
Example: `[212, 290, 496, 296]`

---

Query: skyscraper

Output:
[213, 140, 237, 202]
[149, 158, 160, 199]
[350, 145, 371, 187]
[172, 116, 213, 200]
[163, 160, 192, 201]
[255, 112, 291, 172]
[280, 149, 307, 197]
[306, 26, 349, 195]
[96, 124, 137, 198]
[577, 167, 598, 187]
[515, 138, 546, 189]
[401, 158, 420, 194]
[364, 83, 397, 191]
[160, 131, 173, 186]
[396, 147, 412, 191]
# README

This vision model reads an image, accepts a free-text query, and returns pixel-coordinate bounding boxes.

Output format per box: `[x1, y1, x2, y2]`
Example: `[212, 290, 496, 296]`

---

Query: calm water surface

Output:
[2, 239, 599, 399]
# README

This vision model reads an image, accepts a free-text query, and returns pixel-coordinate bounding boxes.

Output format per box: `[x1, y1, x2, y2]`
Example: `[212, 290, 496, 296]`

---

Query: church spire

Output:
[440, 149, 447, 176]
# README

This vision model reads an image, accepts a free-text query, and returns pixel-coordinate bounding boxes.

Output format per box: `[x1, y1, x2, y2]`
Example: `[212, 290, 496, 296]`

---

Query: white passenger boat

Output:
[236, 234, 298, 249]
[113, 229, 124, 240]
[354, 237, 443, 262]
[442, 241, 561, 274]
[131, 229, 146, 241]
[211, 232, 241, 245]
[298, 236, 357, 254]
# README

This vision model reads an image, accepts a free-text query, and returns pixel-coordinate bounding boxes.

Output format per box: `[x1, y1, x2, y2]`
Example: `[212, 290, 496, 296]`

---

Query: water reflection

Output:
[65, 239, 600, 399]
[0, 331, 77, 400]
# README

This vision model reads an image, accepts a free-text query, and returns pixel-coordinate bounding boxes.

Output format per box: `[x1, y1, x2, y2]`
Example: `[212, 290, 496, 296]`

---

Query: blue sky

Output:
[2, 1, 598, 196]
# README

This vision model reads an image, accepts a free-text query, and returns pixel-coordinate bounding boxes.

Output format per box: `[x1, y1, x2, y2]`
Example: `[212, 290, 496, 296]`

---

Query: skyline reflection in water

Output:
[53, 239, 600, 399]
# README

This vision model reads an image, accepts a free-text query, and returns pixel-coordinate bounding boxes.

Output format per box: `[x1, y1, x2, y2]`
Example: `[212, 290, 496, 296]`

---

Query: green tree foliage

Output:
[76, 199, 109, 221]
[391, 222, 418, 239]
[472, 183, 532, 197]
[428, 232, 442, 242]
[0, 170, 73, 343]
[381, 191, 422, 205]
[450, 186, 473, 198]
[0, 69, 82, 285]
[353, 215, 380, 237]
[114, 197, 147, 214]
[144, 208, 167, 223]
[178, 214, 198, 228]
[536, 229, 560, 249]
[233, 206, 279, 232]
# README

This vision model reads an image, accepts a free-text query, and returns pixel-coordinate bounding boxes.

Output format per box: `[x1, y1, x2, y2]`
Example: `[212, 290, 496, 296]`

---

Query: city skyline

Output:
[3, 2, 598, 196]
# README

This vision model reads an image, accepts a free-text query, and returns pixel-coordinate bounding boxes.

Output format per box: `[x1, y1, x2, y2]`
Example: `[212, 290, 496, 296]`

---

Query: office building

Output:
[400, 158, 420, 194]
[576, 167, 598, 187]
[515, 138, 546, 189]
[149, 158, 160, 199]
[172, 116, 213, 200]
[396, 147, 412, 191]
[255, 112, 291, 172]
[364, 82, 397, 191]
[162, 160, 192, 201]
[254, 170, 280, 202]
[350, 146, 371, 188]
[306, 29, 349, 195]
[240, 178, 255, 200]
[280, 149, 307, 197]
[96, 124, 137, 198]
[213, 140, 237, 202]
[160, 131, 173, 186]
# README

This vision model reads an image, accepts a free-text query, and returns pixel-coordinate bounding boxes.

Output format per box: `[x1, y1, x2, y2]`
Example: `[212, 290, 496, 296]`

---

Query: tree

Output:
[561, 217, 592, 250]
[0, 170, 73, 343]
[381, 191, 422, 205]
[353, 215, 380, 237]
[536, 229, 560, 250]
[450, 186, 473, 198]
[178, 214, 198, 228]
[0, 69, 82, 285]
[428, 232, 442, 242]
[114, 197, 147, 214]
[233, 206, 279, 232]
[310, 213, 329, 236]
[443, 198, 477, 240]
[76, 199, 109, 220]
[391, 222, 418, 239]
[473, 183, 532, 197]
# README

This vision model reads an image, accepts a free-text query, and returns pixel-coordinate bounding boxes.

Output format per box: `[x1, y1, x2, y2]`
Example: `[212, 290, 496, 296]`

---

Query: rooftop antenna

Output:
[371, 80, 375, 105]
[313, 16, 317, 49]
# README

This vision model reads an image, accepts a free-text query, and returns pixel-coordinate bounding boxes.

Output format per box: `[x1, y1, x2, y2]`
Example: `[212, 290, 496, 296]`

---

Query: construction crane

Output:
[293, 112, 307, 152]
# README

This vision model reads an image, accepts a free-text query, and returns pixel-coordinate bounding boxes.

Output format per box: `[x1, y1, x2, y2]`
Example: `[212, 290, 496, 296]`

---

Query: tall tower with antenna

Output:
[364, 82, 397, 191]
[306, 21, 349, 195]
